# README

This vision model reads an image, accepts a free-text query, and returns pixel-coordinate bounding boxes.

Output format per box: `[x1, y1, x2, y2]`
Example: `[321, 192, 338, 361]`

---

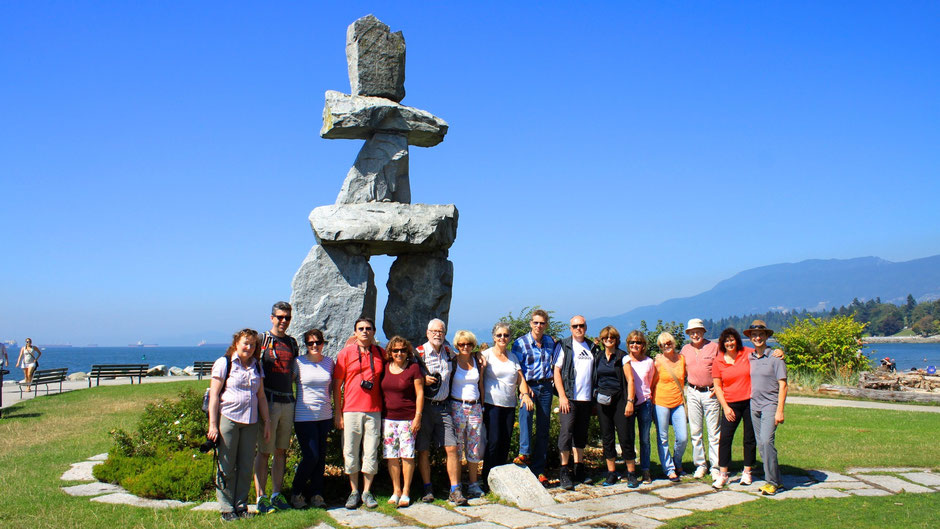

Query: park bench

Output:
[88, 364, 149, 387]
[193, 361, 215, 380]
[18, 367, 69, 397]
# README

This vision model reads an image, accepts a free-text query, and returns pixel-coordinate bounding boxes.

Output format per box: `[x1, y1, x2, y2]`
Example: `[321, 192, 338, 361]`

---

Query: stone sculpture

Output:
[289, 15, 457, 351]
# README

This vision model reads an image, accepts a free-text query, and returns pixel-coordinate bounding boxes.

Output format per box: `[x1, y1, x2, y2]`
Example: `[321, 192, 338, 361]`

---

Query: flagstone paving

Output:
[61, 452, 939, 528]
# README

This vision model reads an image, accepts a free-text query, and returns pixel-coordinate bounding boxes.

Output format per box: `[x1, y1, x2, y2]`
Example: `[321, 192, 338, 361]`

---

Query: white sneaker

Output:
[712, 473, 729, 489]
[740, 470, 753, 486]
[710, 467, 721, 481]
[693, 466, 708, 479]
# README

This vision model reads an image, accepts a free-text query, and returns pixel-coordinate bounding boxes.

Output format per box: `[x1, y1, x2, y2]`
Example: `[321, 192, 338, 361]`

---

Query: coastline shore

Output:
[863, 335, 940, 344]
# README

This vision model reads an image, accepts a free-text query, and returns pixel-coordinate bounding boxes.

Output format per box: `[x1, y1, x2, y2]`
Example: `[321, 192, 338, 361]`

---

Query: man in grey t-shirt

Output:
[744, 320, 788, 495]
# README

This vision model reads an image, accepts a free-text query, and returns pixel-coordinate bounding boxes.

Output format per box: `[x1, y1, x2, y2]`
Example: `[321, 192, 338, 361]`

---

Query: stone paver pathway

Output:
[62, 453, 940, 526]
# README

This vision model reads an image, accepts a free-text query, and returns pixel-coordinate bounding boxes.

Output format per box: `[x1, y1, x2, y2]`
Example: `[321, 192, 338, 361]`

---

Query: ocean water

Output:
[2, 343, 937, 383]
[2, 346, 227, 382]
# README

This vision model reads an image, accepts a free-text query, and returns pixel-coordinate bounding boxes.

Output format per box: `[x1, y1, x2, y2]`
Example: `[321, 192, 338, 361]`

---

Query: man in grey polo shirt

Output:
[414, 318, 466, 505]
[744, 320, 788, 496]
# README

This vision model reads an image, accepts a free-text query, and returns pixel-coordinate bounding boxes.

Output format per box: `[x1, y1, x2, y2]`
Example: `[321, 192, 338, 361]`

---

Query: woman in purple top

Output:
[207, 329, 271, 522]
[381, 336, 424, 507]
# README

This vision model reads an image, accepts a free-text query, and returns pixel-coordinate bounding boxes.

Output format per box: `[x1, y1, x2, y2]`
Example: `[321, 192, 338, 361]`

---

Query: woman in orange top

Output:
[710, 327, 755, 489]
[651, 332, 687, 482]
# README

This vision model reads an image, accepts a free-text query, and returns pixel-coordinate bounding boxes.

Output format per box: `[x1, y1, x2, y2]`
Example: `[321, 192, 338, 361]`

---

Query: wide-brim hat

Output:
[685, 318, 706, 334]
[743, 320, 774, 338]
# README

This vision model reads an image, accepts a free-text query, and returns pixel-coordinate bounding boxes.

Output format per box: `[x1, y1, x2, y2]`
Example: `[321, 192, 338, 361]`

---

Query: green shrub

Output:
[122, 451, 214, 501]
[776, 314, 870, 377]
[97, 389, 214, 500]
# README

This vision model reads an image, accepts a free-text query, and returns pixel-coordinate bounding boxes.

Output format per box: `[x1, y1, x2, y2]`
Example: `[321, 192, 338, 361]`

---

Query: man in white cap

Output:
[680, 319, 722, 480]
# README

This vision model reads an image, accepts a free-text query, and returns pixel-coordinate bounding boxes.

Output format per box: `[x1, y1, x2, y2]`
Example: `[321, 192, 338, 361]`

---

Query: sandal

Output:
[398, 495, 410, 507]
[387, 494, 400, 505]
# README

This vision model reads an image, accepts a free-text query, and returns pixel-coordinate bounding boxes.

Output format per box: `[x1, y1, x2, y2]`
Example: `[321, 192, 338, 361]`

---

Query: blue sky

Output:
[2, 1, 938, 345]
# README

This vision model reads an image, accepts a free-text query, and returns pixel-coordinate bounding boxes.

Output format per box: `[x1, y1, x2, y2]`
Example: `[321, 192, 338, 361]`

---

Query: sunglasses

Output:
[571, 323, 586, 329]
[357, 327, 374, 332]
[628, 340, 644, 345]
[602, 336, 617, 341]
[391, 348, 408, 354]
[531, 321, 546, 326]
[274, 315, 291, 321]
[305, 340, 324, 347]
[456, 343, 473, 348]
[494, 333, 510, 338]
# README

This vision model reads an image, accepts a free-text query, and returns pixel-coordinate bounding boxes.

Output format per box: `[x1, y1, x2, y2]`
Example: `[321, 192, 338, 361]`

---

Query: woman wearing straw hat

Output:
[743, 320, 788, 496]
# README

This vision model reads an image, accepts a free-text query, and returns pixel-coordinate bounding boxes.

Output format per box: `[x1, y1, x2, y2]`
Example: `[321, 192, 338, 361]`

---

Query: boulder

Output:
[487, 464, 555, 509]
[168, 366, 186, 376]
[183, 365, 196, 376]
[67, 372, 88, 381]
[321, 91, 448, 147]
[384, 253, 453, 345]
[336, 132, 410, 204]
[309, 203, 458, 255]
[346, 15, 406, 102]
[288, 245, 377, 356]
[147, 365, 167, 376]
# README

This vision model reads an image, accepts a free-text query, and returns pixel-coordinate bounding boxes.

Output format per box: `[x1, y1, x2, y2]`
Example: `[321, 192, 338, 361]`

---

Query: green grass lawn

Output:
[0, 381, 937, 529]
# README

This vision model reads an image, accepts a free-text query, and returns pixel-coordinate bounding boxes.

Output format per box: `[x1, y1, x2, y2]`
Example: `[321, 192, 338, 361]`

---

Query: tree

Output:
[496, 305, 568, 343]
[911, 315, 939, 337]
[639, 319, 686, 357]
[869, 304, 904, 336]
[905, 294, 917, 325]
[775, 314, 870, 377]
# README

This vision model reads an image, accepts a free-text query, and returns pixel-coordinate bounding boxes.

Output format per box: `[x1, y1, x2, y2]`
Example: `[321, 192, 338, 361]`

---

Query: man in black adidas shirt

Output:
[253, 301, 299, 513]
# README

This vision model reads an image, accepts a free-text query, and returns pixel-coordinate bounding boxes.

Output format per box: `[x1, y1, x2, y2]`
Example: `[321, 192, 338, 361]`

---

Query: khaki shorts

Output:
[258, 400, 294, 453]
[343, 411, 382, 475]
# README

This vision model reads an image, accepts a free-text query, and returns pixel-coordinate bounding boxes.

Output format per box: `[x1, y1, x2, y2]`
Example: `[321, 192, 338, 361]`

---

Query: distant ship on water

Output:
[197, 340, 227, 347]
[129, 340, 159, 347]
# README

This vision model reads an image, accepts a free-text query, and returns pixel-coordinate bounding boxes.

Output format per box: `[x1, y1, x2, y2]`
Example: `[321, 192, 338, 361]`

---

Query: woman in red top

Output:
[710, 328, 756, 489]
[381, 336, 424, 507]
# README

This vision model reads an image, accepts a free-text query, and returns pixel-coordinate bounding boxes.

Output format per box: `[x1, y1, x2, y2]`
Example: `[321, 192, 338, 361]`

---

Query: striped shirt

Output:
[294, 355, 334, 422]
[511, 333, 556, 382]
[212, 355, 263, 424]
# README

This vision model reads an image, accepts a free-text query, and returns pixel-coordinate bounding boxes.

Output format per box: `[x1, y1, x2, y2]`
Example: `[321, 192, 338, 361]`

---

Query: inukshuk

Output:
[289, 15, 457, 352]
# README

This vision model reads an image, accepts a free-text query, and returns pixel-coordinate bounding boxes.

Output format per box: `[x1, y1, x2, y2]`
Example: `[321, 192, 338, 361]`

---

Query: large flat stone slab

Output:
[846, 467, 921, 474]
[651, 482, 714, 500]
[766, 488, 850, 500]
[780, 475, 814, 489]
[310, 203, 458, 255]
[437, 524, 506, 529]
[328, 507, 402, 527]
[456, 503, 562, 528]
[488, 464, 556, 509]
[190, 501, 221, 511]
[633, 506, 693, 520]
[87, 453, 109, 461]
[898, 472, 940, 487]
[848, 488, 892, 497]
[399, 503, 469, 527]
[322, 92, 447, 147]
[61, 482, 125, 496]
[572, 512, 663, 529]
[91, 493, 192, 509]
[667, 491, 757, 511]
[810, 481, 873, 490]
[345, 16, 405, 102]
[531, 493, 663, 521]
[856, 474, 934, 493]
[60, 461, 102, 481]
[806, 470, 858, 482]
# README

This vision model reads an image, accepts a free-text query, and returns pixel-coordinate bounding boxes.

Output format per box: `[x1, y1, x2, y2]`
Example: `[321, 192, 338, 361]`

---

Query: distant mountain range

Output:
[589, 255, 940, 331]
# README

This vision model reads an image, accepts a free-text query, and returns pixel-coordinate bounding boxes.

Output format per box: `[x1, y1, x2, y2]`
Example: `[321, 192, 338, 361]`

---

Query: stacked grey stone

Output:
[289, 15, 457, 351]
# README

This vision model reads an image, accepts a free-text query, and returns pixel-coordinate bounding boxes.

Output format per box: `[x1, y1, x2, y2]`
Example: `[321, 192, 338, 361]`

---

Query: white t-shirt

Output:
[450, 357, 481, 401]
[482, 347, 522, 407]
[294, 355, 334, 422]
[628, 356, 655, 405]
[553, 339, 594, 401]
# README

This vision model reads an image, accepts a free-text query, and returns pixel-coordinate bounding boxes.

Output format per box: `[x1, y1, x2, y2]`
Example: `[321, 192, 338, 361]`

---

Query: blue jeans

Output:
[518, 380, 552, 475]
[654, 404, 688, 475]
[634, 400, 653, 471]
[292, 419, 332, 498]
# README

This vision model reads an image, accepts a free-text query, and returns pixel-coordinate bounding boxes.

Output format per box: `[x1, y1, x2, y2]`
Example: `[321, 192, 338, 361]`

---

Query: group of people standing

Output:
[205, 303, 789, 523]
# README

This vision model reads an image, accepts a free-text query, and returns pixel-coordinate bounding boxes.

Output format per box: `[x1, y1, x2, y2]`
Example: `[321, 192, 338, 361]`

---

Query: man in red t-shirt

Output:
[333, 317, 385, 509]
